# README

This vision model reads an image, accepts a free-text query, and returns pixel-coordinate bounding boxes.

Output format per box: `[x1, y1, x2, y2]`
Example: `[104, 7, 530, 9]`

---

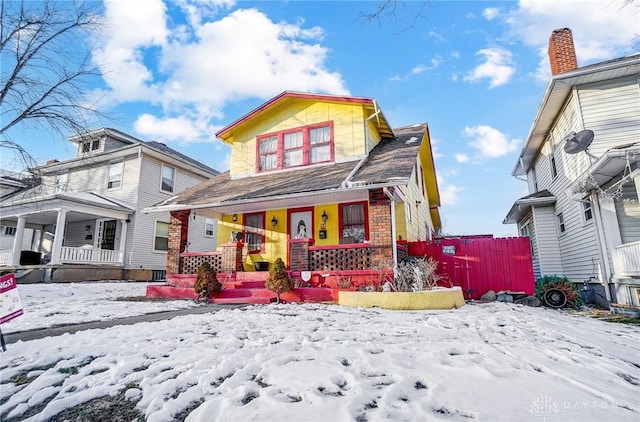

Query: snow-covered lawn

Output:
[1, 284, 639, 422]
[2, 282, 197, 333]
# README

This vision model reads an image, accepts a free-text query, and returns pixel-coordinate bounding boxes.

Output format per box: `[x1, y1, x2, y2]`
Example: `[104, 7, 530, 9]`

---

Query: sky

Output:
[2, 282, 640, 421]
[3, 0, 639, 237]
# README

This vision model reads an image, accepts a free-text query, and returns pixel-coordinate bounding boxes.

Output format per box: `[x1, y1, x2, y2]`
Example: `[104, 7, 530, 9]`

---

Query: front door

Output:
[290, 210, 312, 239]
[99, 220, 117, 250]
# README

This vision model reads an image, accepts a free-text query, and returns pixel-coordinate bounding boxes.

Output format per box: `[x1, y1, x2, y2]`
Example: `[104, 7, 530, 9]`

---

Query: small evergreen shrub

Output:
[265, 258, 293, 303]
[535, 275, 582, 309]
[194, 261, 222, 302]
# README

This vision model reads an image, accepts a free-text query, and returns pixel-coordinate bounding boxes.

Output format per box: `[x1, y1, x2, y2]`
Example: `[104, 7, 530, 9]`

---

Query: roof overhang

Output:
[503, 195, 557, 225]
[512, 55, 640, 177]
[569, 143, 640, 194]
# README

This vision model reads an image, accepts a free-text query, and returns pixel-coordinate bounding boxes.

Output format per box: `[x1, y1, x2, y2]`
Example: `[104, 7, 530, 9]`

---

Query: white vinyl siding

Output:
[531, 206, 564, 277]
[186, 215, 218, 252]
[519, 211, 540, 280]
[615, 182, 640, 244]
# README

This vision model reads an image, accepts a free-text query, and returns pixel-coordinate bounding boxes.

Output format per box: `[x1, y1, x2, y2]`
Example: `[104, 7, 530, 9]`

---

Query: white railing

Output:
[0, 250, 12, 265]
[613, 241, 640, 278]
[59, 246, 123, 265]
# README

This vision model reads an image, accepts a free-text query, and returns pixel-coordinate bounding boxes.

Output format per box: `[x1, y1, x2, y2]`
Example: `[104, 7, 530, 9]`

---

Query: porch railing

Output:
[59, 246, 123, 265]
[613, 241, 640, 278]
[310, 243, 372, 271]
[0, 250, 12, 265]
[180, 251, 223, 274]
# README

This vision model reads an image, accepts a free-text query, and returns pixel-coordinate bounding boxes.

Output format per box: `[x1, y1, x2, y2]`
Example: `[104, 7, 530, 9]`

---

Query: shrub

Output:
[265, 258, 293, 303]
[194, 261, 222, 302]
[536, 275, 582, 309]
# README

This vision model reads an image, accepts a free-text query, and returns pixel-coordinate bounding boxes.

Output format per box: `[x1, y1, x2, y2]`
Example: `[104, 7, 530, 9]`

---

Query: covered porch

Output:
[0, 191, 134, 269]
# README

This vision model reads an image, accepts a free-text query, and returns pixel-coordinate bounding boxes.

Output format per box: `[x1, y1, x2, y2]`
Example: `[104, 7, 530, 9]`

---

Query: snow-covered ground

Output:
[2, 282, 196, 333]
[1, 283, 639, 422]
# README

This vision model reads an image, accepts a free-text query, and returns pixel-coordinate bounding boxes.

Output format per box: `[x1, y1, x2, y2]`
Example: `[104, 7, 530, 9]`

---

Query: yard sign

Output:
[0, 273, 23, 324]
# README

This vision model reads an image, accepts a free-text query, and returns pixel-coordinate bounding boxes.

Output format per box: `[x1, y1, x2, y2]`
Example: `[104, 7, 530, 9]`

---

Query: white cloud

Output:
[504, 0, 638, 77]
[464, 125, 521, 158]
[430, 137, 444, 159]
[482, 8, 500, 20]
[454, 153, 470, 163]
[390, 56, 443, 81]
[133, 114, 221, 144]
[450, 51, 460, 59]
[92, 3, 347, 144]
[441, 184, 464, 205]
[463, 48, 515, 88]
[429, 28, 445, 42]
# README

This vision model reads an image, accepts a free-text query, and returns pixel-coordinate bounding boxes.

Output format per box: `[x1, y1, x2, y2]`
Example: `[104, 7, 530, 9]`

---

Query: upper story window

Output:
[161, 164, 175, 193]
[257, 122, 334, 172]
[81, 139, 100, 153]
[54, 171, 68, 193]
[582, 201, 593, 222]
[107, 160, 123, 189]
[339, 202, 368, 244]
[557, 212, 566, 234]
[205, 218, 215, 237]
[550, 155, 558, 179]
[244, 212, 264, 253]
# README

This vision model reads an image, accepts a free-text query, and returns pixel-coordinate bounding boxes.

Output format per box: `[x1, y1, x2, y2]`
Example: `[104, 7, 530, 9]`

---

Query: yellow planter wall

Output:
[338, 287, 465, 310]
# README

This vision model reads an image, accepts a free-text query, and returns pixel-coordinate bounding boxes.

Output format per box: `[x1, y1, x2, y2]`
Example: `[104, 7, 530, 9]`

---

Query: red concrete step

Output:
[223, 280, 266, 289]
[235, 271, 270, 282]
[215, 288, 275, 299]
[146, 285, 197, 300]
[211, 297, 273, 305]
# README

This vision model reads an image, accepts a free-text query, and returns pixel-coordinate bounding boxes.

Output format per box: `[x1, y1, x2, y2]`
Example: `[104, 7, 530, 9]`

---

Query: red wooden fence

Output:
[408, 236, 534, 300]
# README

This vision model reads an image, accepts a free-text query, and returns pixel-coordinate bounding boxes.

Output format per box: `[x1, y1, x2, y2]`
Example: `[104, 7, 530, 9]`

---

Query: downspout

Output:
[383, 187, 398, 270]
[590, 191, 613, 304]
[342, 106, 383, 188]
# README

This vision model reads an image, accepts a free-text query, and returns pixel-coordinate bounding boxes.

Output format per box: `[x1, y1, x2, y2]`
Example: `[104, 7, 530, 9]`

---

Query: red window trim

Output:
[338, 201, 370, 243]
[256, 121, 334, 173]
[243, 212, 265, 254]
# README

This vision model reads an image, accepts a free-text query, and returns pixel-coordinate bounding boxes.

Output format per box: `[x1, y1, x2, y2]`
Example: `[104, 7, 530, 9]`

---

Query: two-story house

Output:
[144, 92, 442, 292]
[504, 29, 640, 308]
[0, 128, 219, 282]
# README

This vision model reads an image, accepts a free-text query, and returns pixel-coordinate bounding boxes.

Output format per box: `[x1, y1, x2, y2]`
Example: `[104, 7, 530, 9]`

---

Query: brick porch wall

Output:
[167, 210, 190, 275]
[290, 238, 313, 271]
[368, 188, 393, 268]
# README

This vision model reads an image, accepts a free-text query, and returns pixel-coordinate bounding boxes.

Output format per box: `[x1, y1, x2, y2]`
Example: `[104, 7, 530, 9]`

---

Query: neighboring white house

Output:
[504, 28, 640, 308]
[0, 128, 219, 281]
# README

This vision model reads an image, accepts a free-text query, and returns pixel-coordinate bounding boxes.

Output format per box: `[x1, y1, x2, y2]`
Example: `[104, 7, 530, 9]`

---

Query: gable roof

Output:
[512, 53, 640, 176]
[216, 91, 394, 142]
[145, 124, 429, 213]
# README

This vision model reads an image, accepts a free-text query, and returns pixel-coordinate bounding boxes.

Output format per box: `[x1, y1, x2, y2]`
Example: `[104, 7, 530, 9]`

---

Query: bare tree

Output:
[359, 0, 431, 31]
[0, 0, 104, 173]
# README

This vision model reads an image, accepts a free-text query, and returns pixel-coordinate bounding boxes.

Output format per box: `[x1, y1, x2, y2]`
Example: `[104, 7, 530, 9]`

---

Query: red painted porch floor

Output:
[146, 271, 339, 305]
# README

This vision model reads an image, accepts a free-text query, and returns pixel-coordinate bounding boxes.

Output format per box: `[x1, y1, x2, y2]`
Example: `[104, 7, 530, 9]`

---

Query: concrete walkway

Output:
[3, 304, 247, 344]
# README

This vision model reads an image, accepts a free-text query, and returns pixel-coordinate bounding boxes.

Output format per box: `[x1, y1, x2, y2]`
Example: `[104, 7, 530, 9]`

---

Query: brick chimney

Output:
[548, 28, 578, 75]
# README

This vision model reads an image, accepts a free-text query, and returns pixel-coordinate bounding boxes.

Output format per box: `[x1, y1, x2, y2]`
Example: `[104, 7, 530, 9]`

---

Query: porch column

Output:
[10, 216, 26, 266]
[289, 238, 314, 271]
[118, 218, 129, 265]
[167, 210, 190, 275]
[49, 209, 68, 265]
[221, 242, 243, 273]
[369, 188, 394, 269]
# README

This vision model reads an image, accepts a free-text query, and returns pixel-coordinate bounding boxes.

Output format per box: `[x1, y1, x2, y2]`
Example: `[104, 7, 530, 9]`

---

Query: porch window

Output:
[161, 164, 175, 193]
[4, 226, 16, 236]
[557, 212, 566, 234]
[582, 201, 593, 221]
[256, 121, 334, 172]
[55, 171, 68, 193]
[107, 160, 124, 189]
[244, 212, 264, 253]
[205, 218, 215, 237]
[340, 202, 368, 243]
[154, 221, 170, 251]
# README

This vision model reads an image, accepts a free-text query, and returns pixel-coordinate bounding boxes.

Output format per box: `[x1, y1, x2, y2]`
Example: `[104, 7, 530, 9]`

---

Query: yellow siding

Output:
[229, 100, 368, 177]
[395, 201, 407, 241]
[314, 204, 339, 246]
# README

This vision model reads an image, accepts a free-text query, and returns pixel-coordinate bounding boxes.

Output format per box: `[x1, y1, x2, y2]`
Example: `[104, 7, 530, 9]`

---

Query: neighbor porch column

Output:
[369, 188, 393, 269]
[10, 216, 26, 266]
[118, 218, 129, 265]
[49, 209, 68, 265]
[167, 210, 190, 275]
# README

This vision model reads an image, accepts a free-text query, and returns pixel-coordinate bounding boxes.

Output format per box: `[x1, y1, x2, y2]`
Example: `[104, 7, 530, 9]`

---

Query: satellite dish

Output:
[563, 129, 594, 154]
